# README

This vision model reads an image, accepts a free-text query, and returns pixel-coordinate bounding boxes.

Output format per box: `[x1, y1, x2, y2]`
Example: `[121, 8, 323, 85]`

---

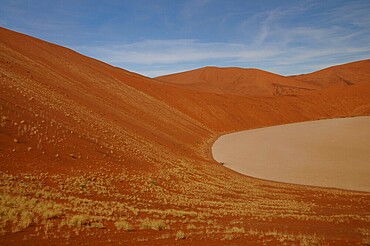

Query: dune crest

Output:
[292, 59, 370, 87]
[156, 66, 318, 96]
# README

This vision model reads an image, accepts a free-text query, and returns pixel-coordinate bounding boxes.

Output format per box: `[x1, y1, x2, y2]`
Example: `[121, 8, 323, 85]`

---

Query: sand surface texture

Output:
[213, 116, 370, 192]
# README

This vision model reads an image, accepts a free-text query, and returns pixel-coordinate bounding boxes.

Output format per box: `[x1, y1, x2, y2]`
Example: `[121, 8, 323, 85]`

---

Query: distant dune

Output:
[156, 66, 318, 96]
[157, 59, 370, 96]
[1, 27, 370, 244]
[291, 59, 370, 87]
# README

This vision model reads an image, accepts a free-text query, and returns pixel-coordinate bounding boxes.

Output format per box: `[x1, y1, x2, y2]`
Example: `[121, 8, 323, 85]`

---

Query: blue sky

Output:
[1, 0, 370, 77]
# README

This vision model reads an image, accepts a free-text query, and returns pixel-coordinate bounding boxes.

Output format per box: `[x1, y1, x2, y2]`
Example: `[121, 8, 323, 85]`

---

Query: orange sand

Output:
[2, 27, 370, 244]
[212, 116, 370, 192]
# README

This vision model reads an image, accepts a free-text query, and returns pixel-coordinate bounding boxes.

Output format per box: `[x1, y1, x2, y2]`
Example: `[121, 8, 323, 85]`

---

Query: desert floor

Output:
[212, 116, 370, 192]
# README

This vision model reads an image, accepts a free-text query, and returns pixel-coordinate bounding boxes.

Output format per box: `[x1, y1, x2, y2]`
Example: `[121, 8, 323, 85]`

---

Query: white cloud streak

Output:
[76, 40, 281, 65]
[75, 35, 370, 77]
[73, 1, 370, 77]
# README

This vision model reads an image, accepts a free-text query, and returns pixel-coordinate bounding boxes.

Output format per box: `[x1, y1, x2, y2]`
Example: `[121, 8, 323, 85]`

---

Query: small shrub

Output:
[42, 209, 62, 220]
[65, 215, 104, 228]
[115, 219, 133, 231]
[298, 233, 320, 246]
[140, 219, 166, 231]
[148, 179, 157, 186]
[67, 215, 90, 227]
[222, 234, 234, 240]
[225, 226, 245, 234]
[15, 211, 33, 232]
[176, 231, 186, 240]
[90, 222, 105, 229]
[186, 223, 197, 230]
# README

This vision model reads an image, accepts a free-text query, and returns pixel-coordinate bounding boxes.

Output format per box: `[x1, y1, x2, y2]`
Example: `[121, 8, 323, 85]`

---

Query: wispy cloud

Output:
[75, 35, 370, 77]
[75, 40, 280, 65]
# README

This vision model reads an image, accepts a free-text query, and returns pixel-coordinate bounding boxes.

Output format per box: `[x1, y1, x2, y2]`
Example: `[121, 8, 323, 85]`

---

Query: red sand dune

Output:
[1, 27, 370, 245]
[291, 59, 370, 87]
[156, 66, 318, 96]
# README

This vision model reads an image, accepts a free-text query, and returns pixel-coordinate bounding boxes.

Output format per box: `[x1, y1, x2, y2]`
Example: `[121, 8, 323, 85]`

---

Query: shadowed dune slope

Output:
[155, 66, 318, 96]
[1, 27, 370, 245]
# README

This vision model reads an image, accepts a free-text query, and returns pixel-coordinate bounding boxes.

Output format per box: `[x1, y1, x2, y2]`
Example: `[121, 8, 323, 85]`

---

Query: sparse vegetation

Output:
[0, 165, 368, 244]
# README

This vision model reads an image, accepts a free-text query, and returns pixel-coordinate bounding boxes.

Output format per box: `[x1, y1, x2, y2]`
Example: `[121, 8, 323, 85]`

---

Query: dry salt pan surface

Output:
[212, 116, 370, 192]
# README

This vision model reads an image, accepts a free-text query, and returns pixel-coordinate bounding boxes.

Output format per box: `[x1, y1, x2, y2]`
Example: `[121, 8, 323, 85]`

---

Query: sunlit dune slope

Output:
[0, 27, 211, 173]
[155, 66, 318, 96]
[292, 59, 370, 87]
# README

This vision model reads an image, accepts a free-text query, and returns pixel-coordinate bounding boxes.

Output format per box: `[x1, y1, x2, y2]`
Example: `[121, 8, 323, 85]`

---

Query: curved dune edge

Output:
[212, 116, 370, 192]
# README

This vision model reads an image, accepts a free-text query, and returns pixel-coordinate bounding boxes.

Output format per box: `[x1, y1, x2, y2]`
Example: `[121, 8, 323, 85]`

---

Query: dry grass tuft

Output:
[175, 230, 186, 240]
[0, 193, 63, 233]
[63, 215, 104, 228]
[140, 219, 167, 231]
[225, 226, 245, 234]
[115, 219, 134, 231]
